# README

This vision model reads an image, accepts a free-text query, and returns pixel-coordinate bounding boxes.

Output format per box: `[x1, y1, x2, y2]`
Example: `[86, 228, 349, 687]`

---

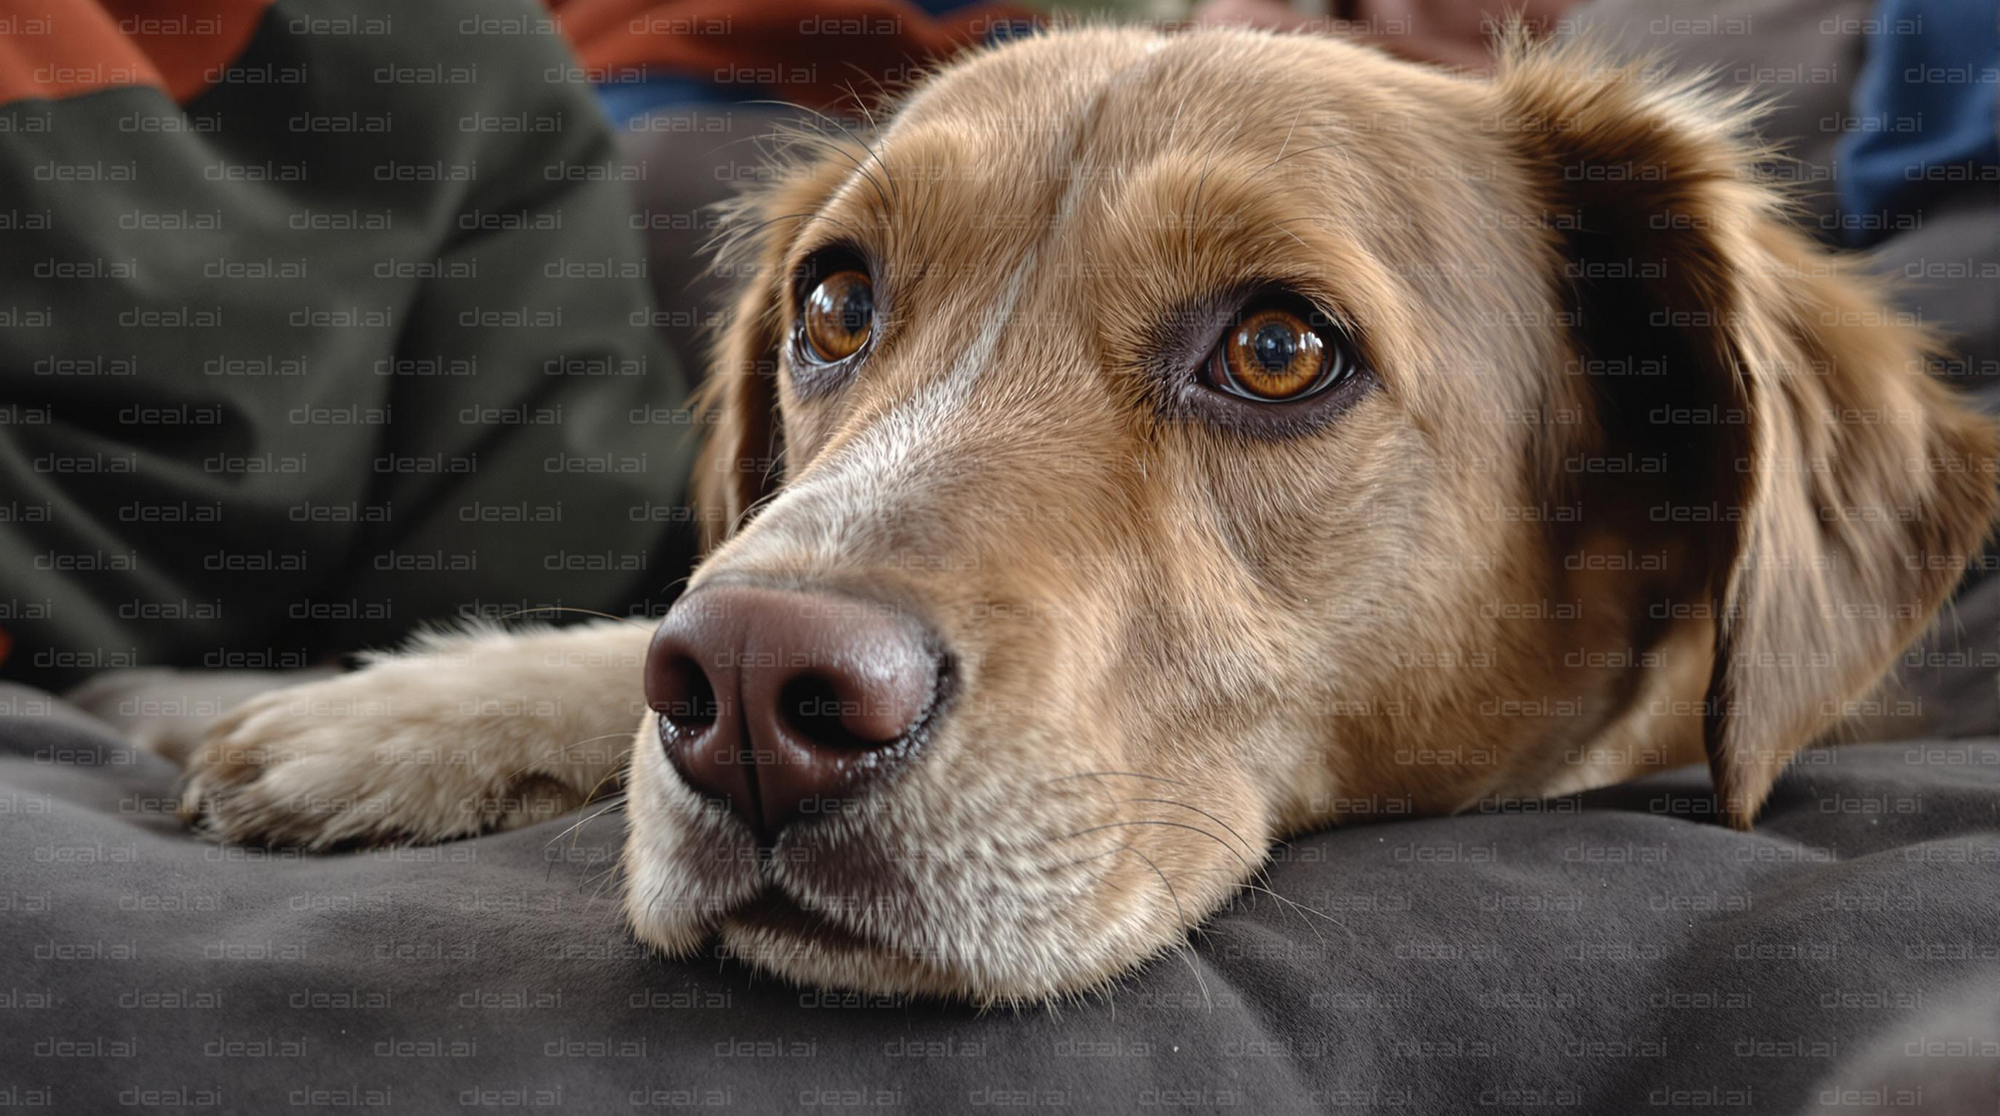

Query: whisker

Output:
[1238, 885, 1355, 944]
[1268, 220, 1310, 250]
[698, 209, 814, 259]
[1111, 796, 1261, 860]
[1274, 106, 1304, 164]
[1052, 819, 1258, 870]
[490, 606, 639, 624]
[1185, 156, 1218, 257]
[654, 572, 695, 601]
[733, 467, 796, 531]
[703, 208, 871, 264]
[1116, 846, 1212, 1011]
[1036, 840, 1140, 889]
[1261, 139, 1346, 174]
[741, 99, 897, 214]
[579, 759, 633, 806]
[546, 796, 629, 853]
[581, 858, 628, 908]
[1098, 794, 1290, 905]
[1034, 770, 1194, 790]
[845, 79, 888, 139]
[495, 732, 636, 789]
[1047, 815, 1328, 943]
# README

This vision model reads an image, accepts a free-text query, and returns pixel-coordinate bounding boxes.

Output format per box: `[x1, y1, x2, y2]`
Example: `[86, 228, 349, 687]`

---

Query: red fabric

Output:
[0, 0, 271, 108]
[545, 0, 1038, 108]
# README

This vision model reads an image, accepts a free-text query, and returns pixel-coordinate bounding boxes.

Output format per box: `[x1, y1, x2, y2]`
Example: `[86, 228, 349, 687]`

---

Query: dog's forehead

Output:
[880, 29, 1468, 186]
[817, 29, 1507, 321]
[905, 33, 1312, 136]
[787, 28, 1554, 440]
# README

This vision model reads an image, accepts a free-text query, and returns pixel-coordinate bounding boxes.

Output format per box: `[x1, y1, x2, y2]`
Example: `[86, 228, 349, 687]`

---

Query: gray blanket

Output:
[5, 683, 1998, 1114]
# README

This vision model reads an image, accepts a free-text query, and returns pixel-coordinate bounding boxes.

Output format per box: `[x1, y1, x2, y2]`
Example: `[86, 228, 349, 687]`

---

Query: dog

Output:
[169, 26, 1998, 1001]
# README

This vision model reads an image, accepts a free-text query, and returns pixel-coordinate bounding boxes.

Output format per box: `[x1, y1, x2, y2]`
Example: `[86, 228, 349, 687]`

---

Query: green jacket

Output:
[0, 0, 700, 689]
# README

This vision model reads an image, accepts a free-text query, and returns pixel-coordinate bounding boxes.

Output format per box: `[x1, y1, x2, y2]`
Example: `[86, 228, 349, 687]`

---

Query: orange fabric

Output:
[0, 0, 271, 108]
[545, 0, 1038, 108]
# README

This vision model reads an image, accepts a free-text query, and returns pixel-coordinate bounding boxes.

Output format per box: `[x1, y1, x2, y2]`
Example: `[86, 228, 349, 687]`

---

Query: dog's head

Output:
[621, 27, 1997, 1000]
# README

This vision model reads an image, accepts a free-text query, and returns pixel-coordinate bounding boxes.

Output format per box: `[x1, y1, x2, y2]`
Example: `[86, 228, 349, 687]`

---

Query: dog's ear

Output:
[689, 128, 879, 551]
[1493, 40, 2000, 827]
[690, 274, 783, 552]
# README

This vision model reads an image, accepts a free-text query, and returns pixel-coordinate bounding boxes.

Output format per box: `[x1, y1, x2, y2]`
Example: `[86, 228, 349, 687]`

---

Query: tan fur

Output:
[177, 28, 1997, 1001]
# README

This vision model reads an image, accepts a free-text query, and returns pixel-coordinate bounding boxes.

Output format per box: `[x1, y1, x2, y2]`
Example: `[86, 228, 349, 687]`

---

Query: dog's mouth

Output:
[624, 708, 1236, 999]
[722, 886, 881, 953]
[709, 881, 980, 995]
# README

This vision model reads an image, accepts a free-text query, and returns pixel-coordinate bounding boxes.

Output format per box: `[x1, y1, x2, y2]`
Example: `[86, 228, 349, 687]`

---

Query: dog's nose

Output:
[645, 586, 943, 841]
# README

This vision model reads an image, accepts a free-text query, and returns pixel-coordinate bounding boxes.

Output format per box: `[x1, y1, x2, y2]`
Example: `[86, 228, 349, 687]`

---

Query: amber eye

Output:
[801, 269, 874, 363]
[1207, 302, 1343, 402]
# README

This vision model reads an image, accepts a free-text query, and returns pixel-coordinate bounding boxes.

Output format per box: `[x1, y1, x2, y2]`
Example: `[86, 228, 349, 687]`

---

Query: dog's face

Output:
[621, 28, 1997, 1000]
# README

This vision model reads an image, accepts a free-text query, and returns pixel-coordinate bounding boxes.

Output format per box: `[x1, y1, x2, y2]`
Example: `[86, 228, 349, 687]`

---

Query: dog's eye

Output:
[801, 270, 874, 363]
[1205, 300, 1348, 402]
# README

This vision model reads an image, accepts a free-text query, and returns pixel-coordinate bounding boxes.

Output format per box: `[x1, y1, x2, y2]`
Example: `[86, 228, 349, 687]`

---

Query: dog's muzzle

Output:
[645, 585, 948, 843]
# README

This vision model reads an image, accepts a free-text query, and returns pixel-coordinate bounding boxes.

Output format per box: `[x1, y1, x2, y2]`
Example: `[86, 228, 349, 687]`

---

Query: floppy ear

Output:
[1494, 41, 2000, 827]
[689, 124, 883, 552]
[690, 275, 783, 553]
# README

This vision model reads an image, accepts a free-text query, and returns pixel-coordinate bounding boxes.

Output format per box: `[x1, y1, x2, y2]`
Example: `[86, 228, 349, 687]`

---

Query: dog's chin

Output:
[617, 716, 1221, 1002]
[716, 888, 1013, 1001]
[702, 886, 1163, 1003]
[625, 863, 1157, 1004]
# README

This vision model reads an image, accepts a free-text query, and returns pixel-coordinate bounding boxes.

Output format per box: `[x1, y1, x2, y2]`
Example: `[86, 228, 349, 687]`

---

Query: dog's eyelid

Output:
[1240, 287, 1360, 346]
[1202, 279, 1361, 341]
[788, 242, 875, 299]
[1224, 287, 1362, 364]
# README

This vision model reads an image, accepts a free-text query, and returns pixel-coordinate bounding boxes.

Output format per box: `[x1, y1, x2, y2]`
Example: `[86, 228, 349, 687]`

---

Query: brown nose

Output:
[645, 585, 944, 841]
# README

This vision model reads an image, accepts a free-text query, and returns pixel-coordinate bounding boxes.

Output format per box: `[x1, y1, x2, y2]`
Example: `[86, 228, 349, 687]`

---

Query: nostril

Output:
[778, 673, 882, 750]
[776, 639, 944, 751]
[653, 653, 720, 734]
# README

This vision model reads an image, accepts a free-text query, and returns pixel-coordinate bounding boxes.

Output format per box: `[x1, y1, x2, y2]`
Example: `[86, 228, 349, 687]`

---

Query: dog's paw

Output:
[178, 661, 594, 850]
[68, 667, 337, 765]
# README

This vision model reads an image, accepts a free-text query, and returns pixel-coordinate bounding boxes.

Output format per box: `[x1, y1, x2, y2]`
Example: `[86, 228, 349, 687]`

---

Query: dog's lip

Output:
[725, 887, 880, 953]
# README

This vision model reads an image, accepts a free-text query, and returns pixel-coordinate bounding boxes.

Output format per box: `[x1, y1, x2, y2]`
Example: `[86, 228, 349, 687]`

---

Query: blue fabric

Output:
[1837, 0, 2000, 246]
